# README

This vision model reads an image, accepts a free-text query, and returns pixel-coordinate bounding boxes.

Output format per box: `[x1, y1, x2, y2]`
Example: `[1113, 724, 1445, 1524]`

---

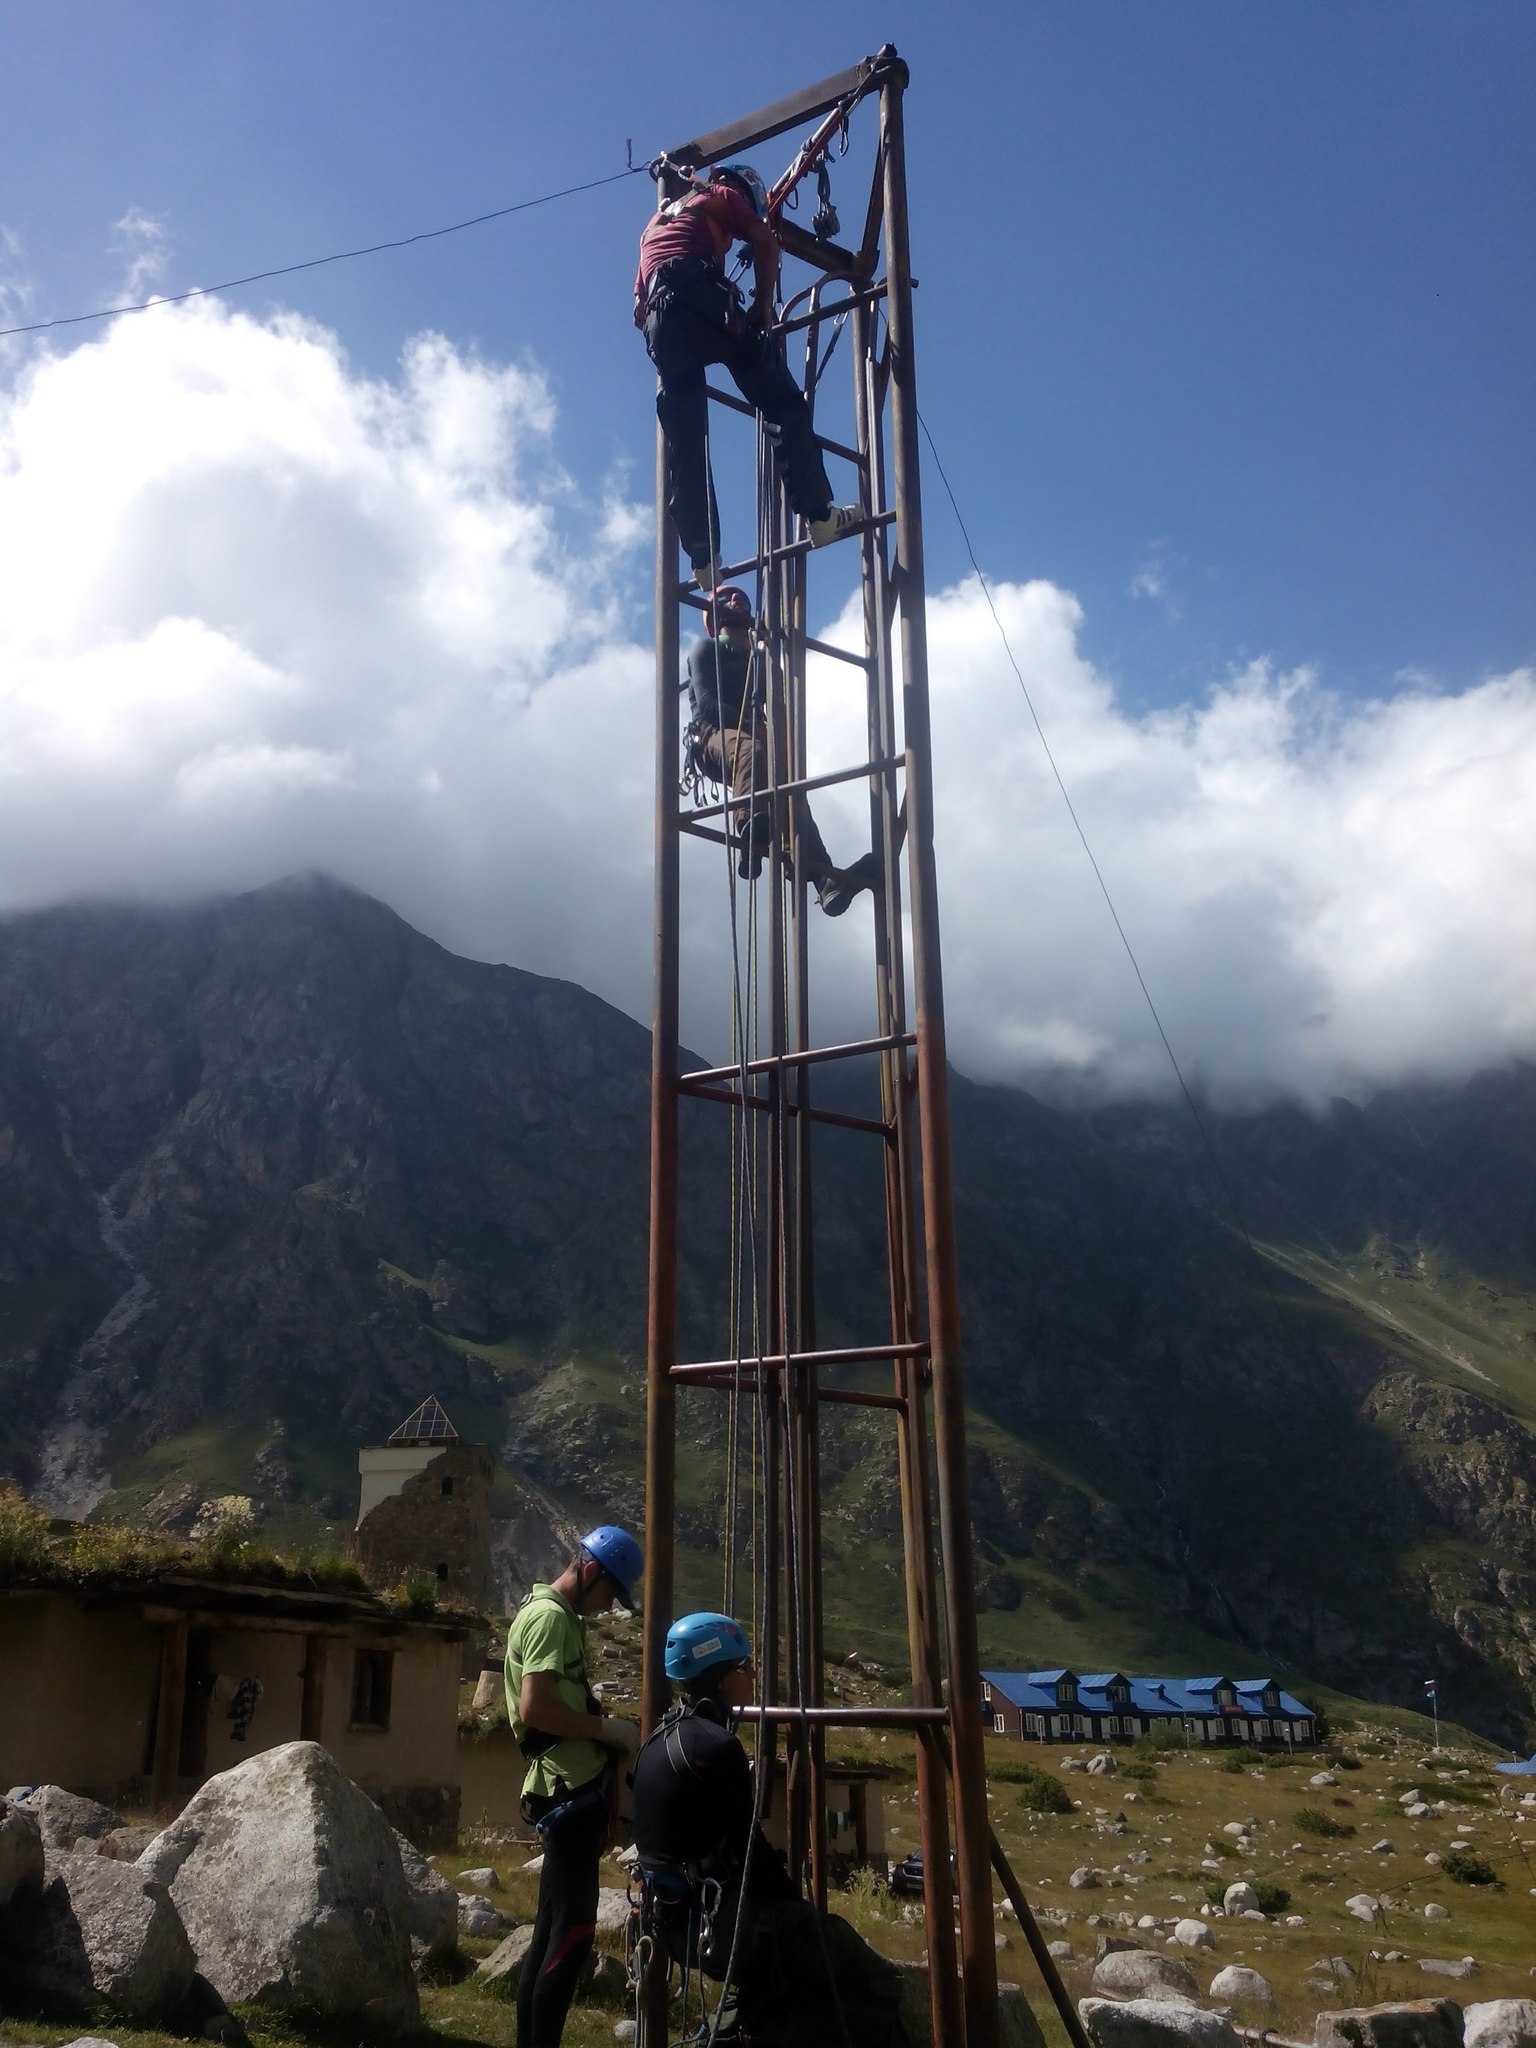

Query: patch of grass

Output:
[387, 1569, 440, 1614]
[1119, 1760, 1159, 1782]
[1294, 1805, 1355, 1838]
[0, 1482, 52, 1575]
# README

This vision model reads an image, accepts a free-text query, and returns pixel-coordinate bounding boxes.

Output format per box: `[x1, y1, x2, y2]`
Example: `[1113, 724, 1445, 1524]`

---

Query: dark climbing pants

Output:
[516, 1799, 606, 2048]
[644, 255, 835, 569]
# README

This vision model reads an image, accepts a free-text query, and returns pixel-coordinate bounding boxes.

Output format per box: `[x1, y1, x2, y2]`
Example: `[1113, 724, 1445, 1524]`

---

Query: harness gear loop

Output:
[813, 162, 840, 241]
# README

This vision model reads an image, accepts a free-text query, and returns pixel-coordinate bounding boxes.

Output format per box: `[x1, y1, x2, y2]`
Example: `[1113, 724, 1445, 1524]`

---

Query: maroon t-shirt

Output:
[634, 185, 762, 302]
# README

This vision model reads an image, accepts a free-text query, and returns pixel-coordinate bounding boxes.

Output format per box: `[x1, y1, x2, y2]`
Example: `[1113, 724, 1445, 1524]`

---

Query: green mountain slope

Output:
[0, 878, 1531, 1741]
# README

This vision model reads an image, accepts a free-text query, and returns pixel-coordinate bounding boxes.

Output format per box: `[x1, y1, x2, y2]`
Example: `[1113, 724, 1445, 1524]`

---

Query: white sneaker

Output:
[807, 504, 865, 548]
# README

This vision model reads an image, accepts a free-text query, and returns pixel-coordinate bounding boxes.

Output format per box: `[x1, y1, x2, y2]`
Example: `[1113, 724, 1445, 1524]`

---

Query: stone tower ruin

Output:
[353, 1396, 494, 1612]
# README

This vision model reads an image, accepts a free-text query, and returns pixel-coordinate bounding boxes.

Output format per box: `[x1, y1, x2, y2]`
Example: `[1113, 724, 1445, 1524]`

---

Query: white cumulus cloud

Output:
[1, 299, 1532, 1110]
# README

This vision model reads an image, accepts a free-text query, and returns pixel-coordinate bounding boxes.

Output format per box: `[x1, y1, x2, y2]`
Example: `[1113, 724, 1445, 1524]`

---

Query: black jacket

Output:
[631, 1696, 795, 1901]
[685, 636, 758, 732]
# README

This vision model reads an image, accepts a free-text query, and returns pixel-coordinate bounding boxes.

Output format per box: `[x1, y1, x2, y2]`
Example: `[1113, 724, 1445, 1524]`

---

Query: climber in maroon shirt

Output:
[634, 162, 862, 589]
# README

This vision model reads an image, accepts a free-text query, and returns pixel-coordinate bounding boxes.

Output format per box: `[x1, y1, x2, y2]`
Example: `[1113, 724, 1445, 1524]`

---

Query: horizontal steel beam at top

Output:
[739, 1704, 950, 1727]
[664, 53, 900, 170]
[673, 1338, 928, 1379]
[684, 754, 902, 823]
[681, 1028, 915, 1087]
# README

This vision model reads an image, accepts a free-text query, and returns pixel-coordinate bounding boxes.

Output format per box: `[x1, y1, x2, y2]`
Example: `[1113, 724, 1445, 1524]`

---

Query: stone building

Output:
[352, 1396, 495, 1613]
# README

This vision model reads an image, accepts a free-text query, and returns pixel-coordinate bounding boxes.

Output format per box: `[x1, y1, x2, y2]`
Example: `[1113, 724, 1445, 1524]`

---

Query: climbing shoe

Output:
[735, 810, 770, 882]
[815, 850, 880, 917]
[692, 553, 722, 593]
[807, 504, 866, 549]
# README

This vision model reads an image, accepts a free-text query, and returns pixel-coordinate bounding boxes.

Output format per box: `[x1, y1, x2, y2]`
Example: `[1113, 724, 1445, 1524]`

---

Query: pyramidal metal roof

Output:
[388, 1396, 460, 1445]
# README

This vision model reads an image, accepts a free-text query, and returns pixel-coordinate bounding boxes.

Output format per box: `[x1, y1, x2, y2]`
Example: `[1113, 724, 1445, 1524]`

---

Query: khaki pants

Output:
[695, 718, 835, 883]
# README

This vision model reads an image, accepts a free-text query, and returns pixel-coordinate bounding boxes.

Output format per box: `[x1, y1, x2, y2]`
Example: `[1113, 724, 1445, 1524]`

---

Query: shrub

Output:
[1136, 1722, 1188, 1755]
[1295, 1806, 1354, 1839]
[986, 1757, 1075, 1812]
[390, 1570, 439, 1613]
[0, 1483, 51, 1577]
[1330, 1752, 1363, 1770]
[289, 1544, 368, 1591]
[1253, 1881, 1291, 1914]
[1120, 1761, 1159, 1783]
[1443, 1851, 1498, 1886]
[68, 1521, 175, 1579]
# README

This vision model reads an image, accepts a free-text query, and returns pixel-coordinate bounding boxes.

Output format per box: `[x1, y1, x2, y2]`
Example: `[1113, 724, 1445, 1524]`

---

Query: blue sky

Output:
[4, 1, 1530, 701]
[1, 3, 1533, 1103]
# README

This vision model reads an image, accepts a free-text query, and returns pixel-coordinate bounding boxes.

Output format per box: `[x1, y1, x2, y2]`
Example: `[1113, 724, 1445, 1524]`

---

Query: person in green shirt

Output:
[503, 1523, 643, 2048]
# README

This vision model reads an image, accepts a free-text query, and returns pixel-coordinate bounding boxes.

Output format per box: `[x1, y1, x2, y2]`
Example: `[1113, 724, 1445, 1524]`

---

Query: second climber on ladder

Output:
[685, 584, 877, 916]
[635, 159, 865, 591]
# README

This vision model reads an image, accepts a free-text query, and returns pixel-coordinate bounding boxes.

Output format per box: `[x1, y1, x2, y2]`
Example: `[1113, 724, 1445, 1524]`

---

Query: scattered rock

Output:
[1406, 1802, 1433, 1818]
[393, 1830, 457, 1966]
[1221, 1883, 1259, 1918]
[1209, 1966, 1273, 2007]
[1088, 1754, 1119, 1776]
[1097, 1936, 1139, 1960]
[615, 2024, 638, 2043]
[458, 1865, 501, 1891]
[1049, 1941, 1076, 1961]
[1091, 1951, 1198, 2001]
[582, 1950, 626, 1998]
[899, 1962, 1045, 2046]
[137, 1741, 418, 2035]
[1307, 1960, 1360, 1990]
[1419, 1960, 1477, 1981]
[16, 1789, 125, 1853]
[595, 1888, 630, 1933]
[1314, 1998, 1464, 2048]
[1373, 1840, 1395, 1854]
[458, 1896, 509, 1939]
[523, 1852, 545, 1872]
[0, 1848, 195, 2023]
[1463, 1999, 1536, 2048]
[1424, 1903, 1451, 1921]
[1284, 1916, 1306, 1928]
[1170, 1921, 1213, 1951]
[1426, 1853, 1443, 1867]
[1071, 1867, 1102, 1889]
[1221, 1823, 1246, 1839]
[0, 1797, 45, 1910]
[1061, 1758, 1086, 1772]
[478, 1925, 536, 1994]
[1311, 1772, 1338, 1788]
[1079, 1995, 1240, 2048]
[1347, 1894, 1383, 1922]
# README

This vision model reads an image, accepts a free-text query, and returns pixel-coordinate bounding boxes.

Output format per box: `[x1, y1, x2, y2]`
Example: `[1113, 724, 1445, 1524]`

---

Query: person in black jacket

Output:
[685, 585, 876, 918]
[632, 1611, 910, 2048]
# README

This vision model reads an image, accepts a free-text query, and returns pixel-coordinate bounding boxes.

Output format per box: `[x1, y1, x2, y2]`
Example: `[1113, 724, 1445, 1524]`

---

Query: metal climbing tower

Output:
[640, 49, 1075, 2048]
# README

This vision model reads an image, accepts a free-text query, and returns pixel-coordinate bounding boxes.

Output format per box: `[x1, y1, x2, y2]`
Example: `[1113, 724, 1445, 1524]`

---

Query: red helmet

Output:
[705, 586, 754, 636]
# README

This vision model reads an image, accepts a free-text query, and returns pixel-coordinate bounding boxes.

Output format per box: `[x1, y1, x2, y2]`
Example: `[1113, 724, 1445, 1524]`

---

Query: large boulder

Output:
[0, 1848, 195, 2023]
[16, 1788, 125, 1852]
[1464, 2003, 1536, 2048]
[1092, 1952, 1199, 2001]
[392, 1829, 458, 1966]
[1221, 1882, 1259, 1918]
[1170, 1920, 1214, 1950]
[137, 1740, 418, 2035]
[1209, 1966, 1274, 2008]
[1314, 1999, 1465, 2048]
[477, 1924, 536, 1994]
[895, 1963, 1045, 2047]
[1087, 1754, 1119, 1776]
[0, 1796, 45, 1909]
[1080, 1997, 1240, 2048]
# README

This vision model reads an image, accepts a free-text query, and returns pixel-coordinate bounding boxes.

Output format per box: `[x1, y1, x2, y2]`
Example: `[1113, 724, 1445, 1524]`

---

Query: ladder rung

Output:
[681, 1081, 893, 1139]
[740, 1705, 950, 1727]
[673, 1339, 927, 1380]
[703, 383, 864, 469]
[679, 512, 896, 596]
[685, 754, 901, 824]
[681, 1029, 914, 1088]
[775, 279, 889, 338]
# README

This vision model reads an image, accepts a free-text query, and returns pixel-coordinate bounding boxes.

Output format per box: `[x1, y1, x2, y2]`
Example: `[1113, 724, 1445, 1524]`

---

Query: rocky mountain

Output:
[0, 876, 1531, 1741]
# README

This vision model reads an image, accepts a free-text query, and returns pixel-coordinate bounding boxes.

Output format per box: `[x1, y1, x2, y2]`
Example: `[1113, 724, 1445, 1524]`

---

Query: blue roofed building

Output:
[979, 1668, 1316, 1748]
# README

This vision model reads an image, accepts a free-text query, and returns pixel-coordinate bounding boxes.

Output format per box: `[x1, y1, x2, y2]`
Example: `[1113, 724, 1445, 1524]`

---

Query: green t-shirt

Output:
[504, 1583, 606, 1799]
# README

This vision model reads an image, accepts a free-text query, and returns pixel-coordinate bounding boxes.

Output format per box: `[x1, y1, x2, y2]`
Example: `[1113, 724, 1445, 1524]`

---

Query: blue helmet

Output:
[580, 1525, 643, 1610]
[714, 163, 769, 219]
[665, 1611, 753, 1682]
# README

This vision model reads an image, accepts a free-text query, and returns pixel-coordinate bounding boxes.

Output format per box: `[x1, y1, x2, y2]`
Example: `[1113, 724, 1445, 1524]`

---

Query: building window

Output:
[1026, 1714, 1044, 1736]
[982, 1682, 992, 1701]
[1216, 1686, 1234, 1707]
[350, 1650, 394, 1730]
[440, 1477, 454, 1497]
[1253, 1717, 1270, 1739]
